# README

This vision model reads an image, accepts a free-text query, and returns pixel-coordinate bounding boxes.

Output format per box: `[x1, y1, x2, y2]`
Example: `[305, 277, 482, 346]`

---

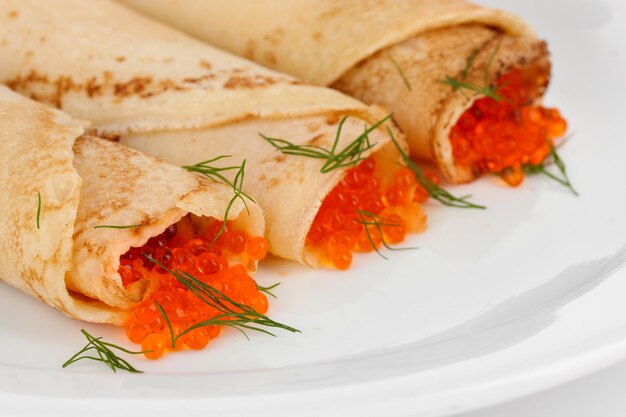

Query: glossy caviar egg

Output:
[142, 332, 167, 360]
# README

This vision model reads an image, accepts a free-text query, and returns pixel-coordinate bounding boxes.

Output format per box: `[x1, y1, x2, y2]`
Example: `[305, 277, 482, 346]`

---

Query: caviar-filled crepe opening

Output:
[448, 67, 566, 186]
[122, 214, 270, 359]
[304, 156, 430, 269]
[90, 207, 261, 311]
[432, 36, 567, 185]
[67, 135, 264, 314]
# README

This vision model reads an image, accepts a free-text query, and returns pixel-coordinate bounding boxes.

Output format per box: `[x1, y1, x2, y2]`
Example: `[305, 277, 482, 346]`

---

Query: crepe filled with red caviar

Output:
[0, 0, 436, 270]
[0, 85, 264, 329]
[119, 0, 569, 186]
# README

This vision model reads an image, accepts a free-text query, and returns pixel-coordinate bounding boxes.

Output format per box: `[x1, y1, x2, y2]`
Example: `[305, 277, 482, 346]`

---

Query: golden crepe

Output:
[0, 85, 263, 325]
[118, 0, 564, 184]
[0, 0, 415, 268]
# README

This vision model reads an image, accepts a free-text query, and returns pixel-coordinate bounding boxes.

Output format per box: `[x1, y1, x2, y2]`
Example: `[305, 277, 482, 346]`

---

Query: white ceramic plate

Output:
[1, 1, 625, 416]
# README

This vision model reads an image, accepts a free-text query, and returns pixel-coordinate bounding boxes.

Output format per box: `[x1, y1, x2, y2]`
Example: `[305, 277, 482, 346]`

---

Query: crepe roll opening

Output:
[119, 212, 269, 359]
[118, 213, 265, 293]
[442, 45, 567, 186]
[63, 134, 265, 326]
[303, 153, 429, 270]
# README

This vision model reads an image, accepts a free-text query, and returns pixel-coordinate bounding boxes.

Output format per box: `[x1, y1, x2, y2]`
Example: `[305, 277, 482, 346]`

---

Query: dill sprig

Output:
[461, 48, 479, 81]
[145, 254, 299, 348]
[62, 329, 146, 373]
[256, 282, 281, 299]
[154, 301, 175, 348]
[260, 114, 392, 173]
[211, 159, 252, 245]
[355, 210, 417, 259]
[94, 224, 141, 230]
[387, 128, 486, 209]
[183, 156, 255, 245]
[36, 191, 41, 230]
[388, 54, 412, 92]
[439, 45, 506, 101]
[524, 144, 578, 195]
[183, 154, 234, 182]
[183, 155, 252, 202]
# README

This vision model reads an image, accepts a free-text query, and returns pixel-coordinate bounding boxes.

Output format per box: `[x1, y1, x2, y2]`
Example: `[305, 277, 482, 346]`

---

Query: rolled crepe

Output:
[0, 85, 262, 325]
[0, 0, 409, 266]
[118, 0, 559, 183]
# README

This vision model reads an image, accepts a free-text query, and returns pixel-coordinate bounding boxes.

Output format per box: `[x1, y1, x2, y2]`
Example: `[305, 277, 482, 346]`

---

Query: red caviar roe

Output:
[306, 157, 429, 269]
[449, 69, 567, 186]
[120, 216, 269, 359]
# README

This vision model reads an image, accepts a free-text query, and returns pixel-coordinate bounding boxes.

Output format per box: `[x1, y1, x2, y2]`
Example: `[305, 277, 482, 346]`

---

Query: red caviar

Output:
[450, 69, 567, 186]
[120, 216, 269, 359]
[306, 157, 429, 269]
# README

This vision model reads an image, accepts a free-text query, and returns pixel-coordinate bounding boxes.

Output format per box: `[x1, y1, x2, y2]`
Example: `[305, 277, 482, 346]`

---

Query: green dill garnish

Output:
[355, 210, 417, 259]
[387, 128, 486, 209]
[214, 159, 251, 244]
[183, 155, 251, 201]
[388, 54, 412, 92]
[36, 191, 41, 230]
[439, 45, 506, 102]
[62, 329, 146, 373]
[94, 224, 141, 230]
[256, 282, 281, 299]
[154, 301, 176, 348]
[524, 144, 578, 195]
[146, 254, 299, 348]
[260, 114, 392, 173]
[183, 156, 255, 245]
[461, 48, 479, 81]
[184, 154, 235, 182]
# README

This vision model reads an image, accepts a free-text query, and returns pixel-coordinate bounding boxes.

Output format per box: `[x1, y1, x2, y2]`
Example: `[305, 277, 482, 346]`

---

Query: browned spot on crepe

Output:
[306, 122, 321, 132]
[114, 76, 153, 96]
[306, 134, 327, 146]
[264, 28, 285, 45]
[4, 69, 196, 105]
[265, 52, 277, 65]
[223, 75, 277, 89]
[325, 113, 342, 126]
[182, 74, 215, 84]
[268, 177, 280, 188]
[243, 39, 256, 59]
